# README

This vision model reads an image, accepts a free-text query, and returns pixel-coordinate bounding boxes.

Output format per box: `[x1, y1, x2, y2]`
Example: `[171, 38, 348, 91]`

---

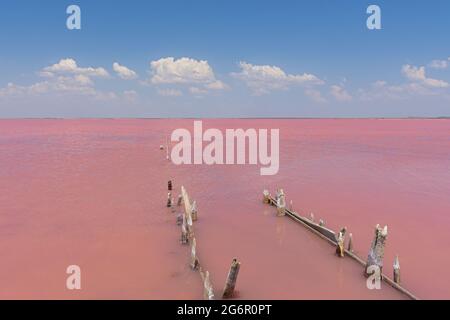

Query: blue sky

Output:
[0, 0, 449, 118]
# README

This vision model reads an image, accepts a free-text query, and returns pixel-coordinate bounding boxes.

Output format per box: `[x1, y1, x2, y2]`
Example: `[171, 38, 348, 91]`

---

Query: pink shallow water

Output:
[0, 119, 449, 300]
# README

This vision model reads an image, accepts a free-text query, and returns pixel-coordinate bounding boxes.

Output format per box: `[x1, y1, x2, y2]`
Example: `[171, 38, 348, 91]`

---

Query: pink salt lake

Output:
[0, 119, 449, 299]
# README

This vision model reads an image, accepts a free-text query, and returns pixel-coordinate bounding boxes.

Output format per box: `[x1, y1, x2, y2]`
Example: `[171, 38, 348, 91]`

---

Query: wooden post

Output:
[191, 200, 198, 221]
[177, 194, 183, 206]
[190, 238, 200, 270]
[365, 224, 388, 276]
[166, 192, 172, 208]
[200, 270, 215, 300]
[181, 186, 195, 238]
[168, 180, 173, 191]
[289, 200, 294, 211]
[319, 219, 325, 227]
[181, 186, 193, 221]
[276, 189, 286, 216]
[263, 190, 270, 204]
[393, 255, 401, 284]
[176, 213, 183, 226]
[347, 233, 353, 252]
[222, 258, 241, 299]
[181, 215, 188, 244]
[186, 214, 194, 239]
[336, 227, 347, 257]
[310, 213, 315, 223]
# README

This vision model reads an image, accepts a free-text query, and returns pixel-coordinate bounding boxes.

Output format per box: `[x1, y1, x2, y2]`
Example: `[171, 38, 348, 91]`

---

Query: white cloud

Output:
[1, 59, 115, 100]
[157, 88, 183, 97]
[205, 80, 227, 90]
[149, 57, 227, 95]
[359, 80, 443, 102]
[402, 64, 449, 88]
[232, 61, 324, 95]
[0, 77, 97, 97]
[429, 59, 449, 69]
[42, 58, 109, 78]
[113, 62, 138, 80]
[330, 85, 353, 102]
[151, 57, 215, 84]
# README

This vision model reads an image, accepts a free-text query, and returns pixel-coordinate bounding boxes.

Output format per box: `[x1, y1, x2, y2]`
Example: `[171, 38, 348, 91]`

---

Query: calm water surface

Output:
[0, 119, 449, 299]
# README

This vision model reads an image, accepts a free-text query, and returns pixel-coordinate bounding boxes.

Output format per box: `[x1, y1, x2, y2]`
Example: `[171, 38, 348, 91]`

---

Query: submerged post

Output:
[168, 180, 173, 191]
[190, 238, 200, 270]
[393, 255, 401, 284]
[166, 192, 172, 208]
[181, 215, 188, 244]
[176, 213, 183, 226]
[191, 200, 198, 221]
[222, 258, 241, 299]
[365, 224, 388, 277]
[336, 227, 347, 257]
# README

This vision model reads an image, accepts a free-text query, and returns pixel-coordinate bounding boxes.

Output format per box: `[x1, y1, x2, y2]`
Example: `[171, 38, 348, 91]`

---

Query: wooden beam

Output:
[222, 258, 241, 299]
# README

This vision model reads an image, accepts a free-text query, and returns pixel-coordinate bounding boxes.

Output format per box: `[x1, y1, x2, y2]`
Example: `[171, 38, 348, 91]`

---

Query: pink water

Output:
[0, 119, 449, 299]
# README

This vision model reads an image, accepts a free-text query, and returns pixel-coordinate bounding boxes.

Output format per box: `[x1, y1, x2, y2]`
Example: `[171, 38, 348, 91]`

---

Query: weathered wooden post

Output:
[186, 214, 194, 239]
[181, 186, 195, 238]
[168, 180, 173, 191]
[263, 190, 270, 204]
[365, 224, 388, 277]
[191, 200, 198, 221]
[166, 192, 172, 208]
[176, 213, 183, 226]
[177, 194, 183, 206]
[190, 238, 200, 270]
[310, 213, 315, 223]
[276, 189, 286, 216]
[393, 255, 401, 284]
[347, 233, 353, 252]
[200, 270, 215, 300]
[222, 258, 241, 299]
[181, 215, 188, 244]
[181, 186, 192, 219]
[336, 227, 347, 257]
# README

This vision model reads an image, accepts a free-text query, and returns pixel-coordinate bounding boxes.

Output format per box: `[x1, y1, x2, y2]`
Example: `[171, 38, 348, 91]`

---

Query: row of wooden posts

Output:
[167, 180, 241, 300]
[263, 188, 417, 300]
